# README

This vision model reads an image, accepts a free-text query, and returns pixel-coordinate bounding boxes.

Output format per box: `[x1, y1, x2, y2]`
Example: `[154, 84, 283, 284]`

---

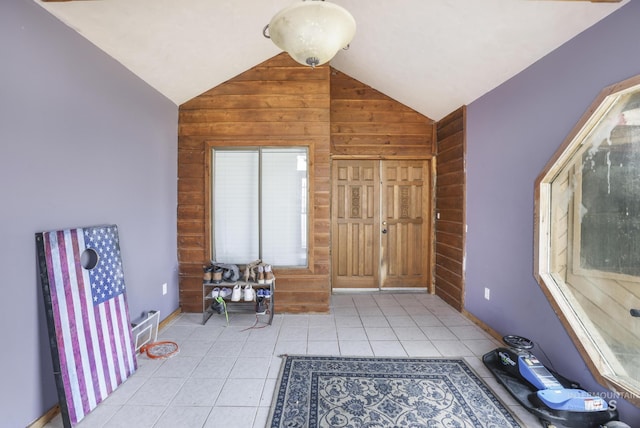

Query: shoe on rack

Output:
[208, 287, 220, 299]
[257, 288, 271, 299]
[243, 259, 261, 282]
[243, 284, 255, 302]
[219, 287, 232, 299]
[210, 298, 226, 314]
[264, 264, 275, 284]
[212, 267, 223, 284]
[257, 264, 265, 284]
[231, 284, 242, 302]
[203, 265, 213, 284]
[255, 296, 266, 315]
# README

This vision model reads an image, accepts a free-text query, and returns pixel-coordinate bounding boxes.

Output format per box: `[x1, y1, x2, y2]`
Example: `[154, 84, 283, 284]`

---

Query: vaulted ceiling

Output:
[35, 0, 627, 120]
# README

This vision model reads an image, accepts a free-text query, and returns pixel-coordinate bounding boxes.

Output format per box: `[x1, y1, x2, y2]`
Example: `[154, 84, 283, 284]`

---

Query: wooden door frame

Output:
[330, 155, 436, 293]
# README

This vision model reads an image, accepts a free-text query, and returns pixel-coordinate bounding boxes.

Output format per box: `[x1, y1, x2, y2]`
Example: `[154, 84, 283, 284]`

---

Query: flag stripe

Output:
[105, 299, 123, 386]
[70, 230, 100, 409]
[113, 296, 130, 379]
[44, 232, 76, 422]
[118, 294, 136, 375]
[61, 230, 92, 419]
[49, 231, 83, 423]
[95, 301, 116, 393]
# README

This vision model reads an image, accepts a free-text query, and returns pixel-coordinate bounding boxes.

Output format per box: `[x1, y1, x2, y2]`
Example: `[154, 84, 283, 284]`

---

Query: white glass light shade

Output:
[267, 1, 356, 67]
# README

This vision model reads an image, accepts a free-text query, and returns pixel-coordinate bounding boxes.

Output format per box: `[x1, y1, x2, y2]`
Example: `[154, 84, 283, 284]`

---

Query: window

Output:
[212, 147, 308, 267]
[535, 77, 640, 404]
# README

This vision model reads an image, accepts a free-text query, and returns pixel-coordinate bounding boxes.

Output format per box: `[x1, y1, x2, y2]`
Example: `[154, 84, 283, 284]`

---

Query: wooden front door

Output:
[331, 159, 432, 290]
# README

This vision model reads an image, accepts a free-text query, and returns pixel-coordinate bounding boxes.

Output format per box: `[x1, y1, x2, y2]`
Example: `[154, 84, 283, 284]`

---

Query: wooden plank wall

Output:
[178, 53, 439, 314]
[330, 70, 436, 158]
[178, 53, 331, 313]
[434, 106, 466, 310]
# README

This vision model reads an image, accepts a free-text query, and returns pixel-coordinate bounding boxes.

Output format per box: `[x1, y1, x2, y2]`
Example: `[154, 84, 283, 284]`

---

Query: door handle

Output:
[631, 309, 640, 317]
[381, 229, 387, 234]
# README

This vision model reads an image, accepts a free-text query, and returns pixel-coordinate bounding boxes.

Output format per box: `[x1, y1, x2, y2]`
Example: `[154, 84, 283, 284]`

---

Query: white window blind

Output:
[213, 150, 259, 263]
[212, 147, 308, 267]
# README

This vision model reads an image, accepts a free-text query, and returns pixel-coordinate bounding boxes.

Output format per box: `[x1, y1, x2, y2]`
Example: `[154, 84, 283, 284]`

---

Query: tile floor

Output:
[44, 292, 541, 427]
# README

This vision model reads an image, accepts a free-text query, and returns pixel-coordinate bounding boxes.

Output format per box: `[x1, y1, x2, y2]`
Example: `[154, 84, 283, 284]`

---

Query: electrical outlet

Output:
[162, 283, 167, 295]
[484, 287, 490, 300]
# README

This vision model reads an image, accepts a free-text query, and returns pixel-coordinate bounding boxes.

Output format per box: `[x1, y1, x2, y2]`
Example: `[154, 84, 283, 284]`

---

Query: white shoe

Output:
[219, 287, 232, 299]
[243, 284, 255, 302]
[264, 264, 275, 284]
[231, 284, 241, 302]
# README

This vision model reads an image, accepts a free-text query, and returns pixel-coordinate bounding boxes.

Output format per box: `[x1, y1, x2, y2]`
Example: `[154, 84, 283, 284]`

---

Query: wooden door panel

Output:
[332, 159, 431, 290]
[332, 161, 379, 288]
[381, 161, 431, 288]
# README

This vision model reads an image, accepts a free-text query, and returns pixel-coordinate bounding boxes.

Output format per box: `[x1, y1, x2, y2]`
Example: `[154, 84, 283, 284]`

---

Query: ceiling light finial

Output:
[263, 0, 356, 68]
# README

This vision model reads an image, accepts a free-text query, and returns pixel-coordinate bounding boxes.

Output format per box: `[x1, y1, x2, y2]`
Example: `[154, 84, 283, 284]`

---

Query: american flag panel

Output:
[36, 225, 137, 427]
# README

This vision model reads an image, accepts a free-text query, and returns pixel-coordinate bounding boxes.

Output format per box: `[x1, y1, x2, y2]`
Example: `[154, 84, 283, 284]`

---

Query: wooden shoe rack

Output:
[202, 279, 275, 326]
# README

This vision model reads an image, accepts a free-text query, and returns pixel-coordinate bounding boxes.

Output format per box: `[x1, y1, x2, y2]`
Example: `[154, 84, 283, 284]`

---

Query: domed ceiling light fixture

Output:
[263, 0, 356, 68]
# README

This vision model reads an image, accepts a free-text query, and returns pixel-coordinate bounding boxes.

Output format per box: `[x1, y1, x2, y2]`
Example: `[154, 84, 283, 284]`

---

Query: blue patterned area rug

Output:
[267, 355, 522, 428]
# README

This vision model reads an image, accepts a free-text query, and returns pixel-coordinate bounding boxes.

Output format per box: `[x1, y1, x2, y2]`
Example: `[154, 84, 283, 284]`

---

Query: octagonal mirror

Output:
[535, 74, 640, 404]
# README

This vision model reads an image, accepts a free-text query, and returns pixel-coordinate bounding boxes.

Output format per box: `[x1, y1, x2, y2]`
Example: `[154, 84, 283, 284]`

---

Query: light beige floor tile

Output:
[332, 306, 360, 316]
[351, 295, 378, 307]
[337, 326, 368, 341]
[361, 316, 391, 327]
[127, 377, 185, 406]
[191, 355, 236, 379]
[215, 378, 265, 407]
[153, 406, 212, 428]
[449, 325, 490, 340]
[307, 340, 340, 355]
[273, 340, 307, 356]
[102, 374, 148, 406]
[259, 378, 277, 407]
[254, 406, 271, 428]
[152, 355, 201, 378]
[103, 405, 164, 428]
[171, 377, 222, 406]
[356, 306, 384, 316]
[339, 340, 374, 356]
[401, 340, 441, 357]
[308, 314, 336, 327]
[392, 326, 427, 341]
[205, 339, 246, 357]
[365, 327, 397, 340]
[73, 403, 120, 428]
[432, 340, 474, 357]
[334, 315, 363, 327]
[411, 314, 443, 327]
[204, 406, 257, 427]
[228, 356, 271, 379]
[369, 340, 407, 357]
[280, 314, 310, 327]
[239, 339, 276, 357]
[278, 325, 308, 341]
[386, 315, 417, 328]
[308, 326, 338, 341]
[421, 326, 457, 340]
[437, 314, 474, 327]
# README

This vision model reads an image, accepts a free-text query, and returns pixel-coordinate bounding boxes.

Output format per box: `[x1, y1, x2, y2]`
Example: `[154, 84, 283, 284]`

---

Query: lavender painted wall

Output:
[467, 0, 640, 422]
[1, 1, 178, 426]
